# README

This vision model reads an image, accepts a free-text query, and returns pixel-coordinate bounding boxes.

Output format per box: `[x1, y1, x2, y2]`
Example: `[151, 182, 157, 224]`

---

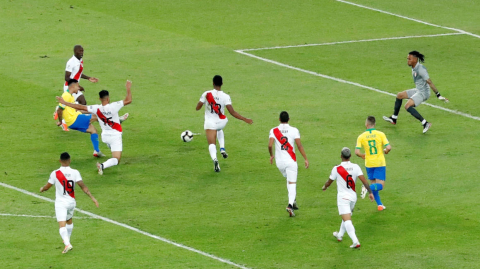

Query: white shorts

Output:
[337, 197, 356, 215]
[55, 201, 76, 222]
[276, 161, 298, 183]
[102, 133, 123, 152]
[204, 118, 228, 131]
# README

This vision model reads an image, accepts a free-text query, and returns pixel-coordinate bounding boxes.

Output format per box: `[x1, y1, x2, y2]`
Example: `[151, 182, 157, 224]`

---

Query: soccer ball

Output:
[181, 130, 194, 142]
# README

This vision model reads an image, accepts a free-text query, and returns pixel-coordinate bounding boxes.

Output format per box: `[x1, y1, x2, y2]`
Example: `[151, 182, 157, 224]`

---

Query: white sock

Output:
[287, 183, 296, 206]
[338, 221, 346, 237]
[421, 119, 427, 125]
[66, 223, 73, 239]
[344, 220, 358, 243]
[217, 130, 225, 149]
[102, 158, 119, 169]
[392, 115, 398, 119]
[208, 144, 217, 161]
[59, 227, 70, 246]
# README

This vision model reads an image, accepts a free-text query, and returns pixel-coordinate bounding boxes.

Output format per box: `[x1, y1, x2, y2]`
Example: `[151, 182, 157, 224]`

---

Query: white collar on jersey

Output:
[340, 161, 351, 165]
[279, 123, 290, 127]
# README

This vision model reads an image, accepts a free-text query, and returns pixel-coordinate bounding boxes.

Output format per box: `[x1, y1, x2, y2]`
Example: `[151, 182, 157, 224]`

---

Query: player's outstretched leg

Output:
[344, 220, 360, 248]
[333, 221, 345, 241]
[120, 113, 129, 123]
[206, 129, 220, 172]
[217, 130, 228, 159]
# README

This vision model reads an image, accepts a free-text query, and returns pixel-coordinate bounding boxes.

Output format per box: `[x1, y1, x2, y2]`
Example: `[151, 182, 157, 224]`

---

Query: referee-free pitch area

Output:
[1, 0, 480, 268]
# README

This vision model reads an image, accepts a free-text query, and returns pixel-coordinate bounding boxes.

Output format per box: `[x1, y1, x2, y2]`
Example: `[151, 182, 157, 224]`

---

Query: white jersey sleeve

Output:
[65, 58, 75, 72]
[87, 104, 101, 114]
[109, 101, 124, 114]
[329, 166, 338, 181]
[199, 91, 207, 103]
[48, 171, 56, 184]
[225, 94, 232, 106]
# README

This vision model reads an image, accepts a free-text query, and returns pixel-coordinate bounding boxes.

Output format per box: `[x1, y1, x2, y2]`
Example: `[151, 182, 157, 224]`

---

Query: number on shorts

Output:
[62, 180, 74, 195]
[280, 136, 289, 151]
[346, 175, 354, 189]
[210, 103, 222, 115]
[368, 140, 377, 155]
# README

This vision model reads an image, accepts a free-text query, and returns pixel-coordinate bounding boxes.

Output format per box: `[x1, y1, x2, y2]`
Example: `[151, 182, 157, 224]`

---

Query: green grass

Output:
[1, 0, 479, 268]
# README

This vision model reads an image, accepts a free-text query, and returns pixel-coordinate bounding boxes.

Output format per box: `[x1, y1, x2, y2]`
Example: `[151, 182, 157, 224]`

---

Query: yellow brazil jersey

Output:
[59, 91, 81, 126]
[356, 128, 389, 168]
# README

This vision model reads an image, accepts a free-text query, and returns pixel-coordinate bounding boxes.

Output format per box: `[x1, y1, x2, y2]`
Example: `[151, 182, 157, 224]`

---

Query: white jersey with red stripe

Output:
[63, 55, 84, 91]
[48, 166, 83, 204]
[269, 123, 300, 164]
[199, 89, 231, 122]
[87, 101, 124, 135]
[329, 161, 363, 201]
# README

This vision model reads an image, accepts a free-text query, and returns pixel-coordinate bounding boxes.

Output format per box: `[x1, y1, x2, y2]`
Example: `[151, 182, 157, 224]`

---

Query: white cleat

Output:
[333, 232, 342, 242]
[120, 113, 129, 123]
[62, 244, 73, 254]
[350, 242, 361, 249]
[361, 185, 367, 199]
[93, 151, 106, 158]
[96, 162, 103, 175]
[423, 122, 432, 134]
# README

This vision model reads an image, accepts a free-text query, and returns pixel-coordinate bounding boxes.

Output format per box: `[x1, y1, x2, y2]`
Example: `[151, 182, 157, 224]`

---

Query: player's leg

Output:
[56, 204, 72, 252]
[85, 122, 104, 157]
[74, 90, 87, 105]
[217, 130, 228, 159]
[66, 218, 73, 240]
[342, 205, 360, 248]
[206, 129, 219, 172]
[384, 90, 409, 124]
[405, 94, 431, 133]
[98, 135, 122, 175]
[370, 167, 386, 210]
[285, 163, 298, 217]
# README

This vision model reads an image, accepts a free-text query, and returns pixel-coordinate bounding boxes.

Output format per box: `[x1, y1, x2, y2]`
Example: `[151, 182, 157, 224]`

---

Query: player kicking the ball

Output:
[57, 80, 132, 175]
[268, 111, 309, 217]
[196, 75, 253, 172]
[383, 51, 449, 133]
[322, 147, 374, 248]
[40, 152, 99, 254]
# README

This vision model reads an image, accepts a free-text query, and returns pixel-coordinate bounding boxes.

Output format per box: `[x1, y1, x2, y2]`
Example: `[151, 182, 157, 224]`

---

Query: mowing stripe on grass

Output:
[0, 182, 251, 269]
[336, 0, 480, 39]
[234, 49, 480, 121]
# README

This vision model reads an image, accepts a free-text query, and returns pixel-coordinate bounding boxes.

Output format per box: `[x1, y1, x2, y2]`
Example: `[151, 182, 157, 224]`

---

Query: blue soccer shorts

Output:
[69, 114, 92, 133]
[366, 166, 386, 181]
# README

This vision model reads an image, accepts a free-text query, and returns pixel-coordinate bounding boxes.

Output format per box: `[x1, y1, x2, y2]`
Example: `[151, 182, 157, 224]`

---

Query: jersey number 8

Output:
[368, 140, 378, 155]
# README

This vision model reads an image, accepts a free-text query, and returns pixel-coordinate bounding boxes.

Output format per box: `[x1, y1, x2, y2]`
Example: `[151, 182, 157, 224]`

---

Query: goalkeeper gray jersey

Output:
[412, 63, 430, 97]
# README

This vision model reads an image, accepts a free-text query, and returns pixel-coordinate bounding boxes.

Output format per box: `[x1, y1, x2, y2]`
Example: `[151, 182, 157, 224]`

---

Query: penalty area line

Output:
[0, 182, 251, 269]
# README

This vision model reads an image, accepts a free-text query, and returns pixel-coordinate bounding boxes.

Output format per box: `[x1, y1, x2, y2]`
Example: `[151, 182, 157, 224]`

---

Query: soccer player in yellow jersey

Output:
[355, 116, 392, 211]
[56, 79, 105, 157]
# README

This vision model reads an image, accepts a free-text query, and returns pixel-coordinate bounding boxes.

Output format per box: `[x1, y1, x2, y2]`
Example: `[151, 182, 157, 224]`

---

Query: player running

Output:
[322, 147, 374, 248]
[268, 111, 309, 217]
[196, 75, 253, 172]
[383, 51, 449, 133]
[355, 116, 392, 211]
[56, 79, 106, 158]
[40, 152, 99, 254]
[57, 80, 132, 175]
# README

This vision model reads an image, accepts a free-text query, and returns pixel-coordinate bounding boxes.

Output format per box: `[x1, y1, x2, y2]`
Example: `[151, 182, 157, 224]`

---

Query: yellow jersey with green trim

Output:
[59, 91, 81, 126]
[356, 128, 389, 167]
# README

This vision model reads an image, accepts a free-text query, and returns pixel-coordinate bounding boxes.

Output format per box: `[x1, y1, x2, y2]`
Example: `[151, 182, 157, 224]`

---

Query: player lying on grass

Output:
[40, 152, 99, 254]
[57, 80, 132, 175]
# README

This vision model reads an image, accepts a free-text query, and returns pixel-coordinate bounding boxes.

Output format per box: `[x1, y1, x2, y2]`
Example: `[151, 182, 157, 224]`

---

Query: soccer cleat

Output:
[119, 113, 129, 123]
[423, 122, 432, 134]
[292, 201, 299, 210]
[93, 151, 106, 158]
[96, 162, 103, 175]
[214, 159, 220, 172]
[382, 116, 396, 125]
[333, 231, 343, 242]
[220, 148, 228, 159]
[361, 185, 367, 199]
[60, 122, 69, 132]
[350, 242, 361, 249]
[378, 205, 386, 211]
[62, 244, 73, 254]
[286, 204, 295, 217]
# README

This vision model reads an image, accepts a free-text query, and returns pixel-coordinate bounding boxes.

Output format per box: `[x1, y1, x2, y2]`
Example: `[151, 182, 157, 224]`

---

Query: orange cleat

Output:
[378, 205, 386, 211]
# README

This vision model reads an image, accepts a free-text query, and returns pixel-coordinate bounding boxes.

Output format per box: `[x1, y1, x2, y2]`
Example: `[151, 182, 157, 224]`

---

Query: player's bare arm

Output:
[56, 96, 87, 111]
[268, 137, 275, 164]
[123, 80, 132, 106]
[322, 179, 334, 191]
[40, 182, 53, 193]
[56, 107, 64, 126]
[384, 144, 392, 154]
[81, 73, 99, 83]
[226, 105, 253, 124]
[195, 101, 204, 111]
[355, 148, 366, 160]
[358, 175, 375, 201]
[77, 181, 99, 207]
[294, 138, 309, 168]
[427, 79, 449, 102]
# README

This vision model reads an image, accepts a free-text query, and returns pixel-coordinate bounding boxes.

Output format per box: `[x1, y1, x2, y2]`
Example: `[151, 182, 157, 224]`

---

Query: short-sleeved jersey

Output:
[87, 101, 124, 134]
[329, 161, 363, 201]
[64, 56, 83, 90]
[48, 166, 83, 204]
[412, 63, 430, 97]
[59, 91, 81, 126]
[199, 90, 231, 122]
[356, 128, 389, 167]
[269, 124, 301, 164]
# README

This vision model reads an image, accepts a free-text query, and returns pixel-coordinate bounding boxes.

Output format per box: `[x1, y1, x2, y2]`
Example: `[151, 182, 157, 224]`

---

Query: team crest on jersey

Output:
[413, 72, 417, 77]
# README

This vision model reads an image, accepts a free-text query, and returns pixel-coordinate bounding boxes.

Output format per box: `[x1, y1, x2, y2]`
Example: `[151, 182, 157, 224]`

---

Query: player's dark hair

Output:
[68, 79, 78, 86]
[280, 111, 289, 123]
[74, 45, 82, 51]
[60, 152, 70, 161]
[99, 90, 109, 99]
[367, 116, 376, 126]
[213, 75, 223, 86]
[409, 51, 425, 63]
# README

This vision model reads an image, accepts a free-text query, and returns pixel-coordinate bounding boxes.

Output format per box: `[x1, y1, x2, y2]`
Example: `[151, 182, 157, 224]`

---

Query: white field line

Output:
[240, 33, 463, 52]
[0, 182, 251, 269]
[0, 213, 94, 219]
[234, 50, 480, 121]
[336, 0, 480, 39]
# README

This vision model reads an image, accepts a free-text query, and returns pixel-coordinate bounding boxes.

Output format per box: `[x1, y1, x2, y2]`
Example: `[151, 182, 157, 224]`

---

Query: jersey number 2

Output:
[280, 136, 289, 151]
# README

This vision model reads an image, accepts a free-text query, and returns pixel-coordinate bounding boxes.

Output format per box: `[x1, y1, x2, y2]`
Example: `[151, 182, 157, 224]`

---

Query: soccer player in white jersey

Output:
[268, 111, 309, 217]
[56, 80, 132, 175]
[322, 147, 374, 248]
[40, 152, 99, 254]
[196, 75, 253, 172]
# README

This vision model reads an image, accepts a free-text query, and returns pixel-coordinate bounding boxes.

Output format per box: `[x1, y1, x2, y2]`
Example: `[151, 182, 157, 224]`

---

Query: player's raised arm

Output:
[56, 96, 88, 111]
[123, 80, 132, 106]
[77, 181, 99, 207]
[226, 105, 253, 124]
[294, 138, 309, 168]
[358, 175, 374, 201]
[268, 137, 275, 164]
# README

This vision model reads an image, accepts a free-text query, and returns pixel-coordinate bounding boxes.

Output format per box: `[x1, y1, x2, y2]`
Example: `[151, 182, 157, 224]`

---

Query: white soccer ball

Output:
[181, 130, 194, 142]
